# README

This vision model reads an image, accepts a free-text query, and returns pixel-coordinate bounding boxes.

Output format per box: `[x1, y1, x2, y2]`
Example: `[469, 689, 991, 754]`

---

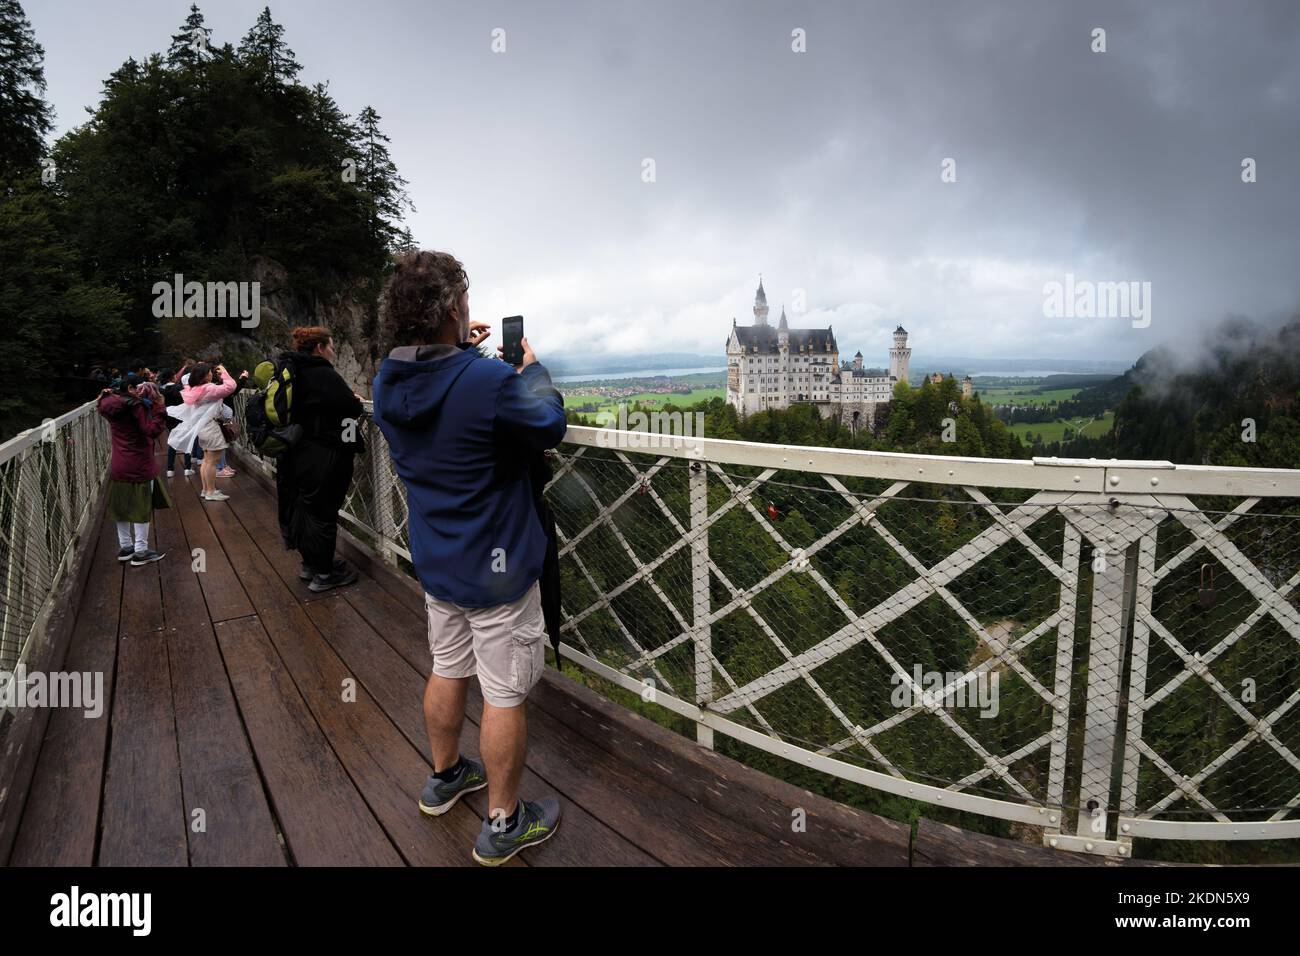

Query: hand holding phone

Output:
[501, 315, 524, 366]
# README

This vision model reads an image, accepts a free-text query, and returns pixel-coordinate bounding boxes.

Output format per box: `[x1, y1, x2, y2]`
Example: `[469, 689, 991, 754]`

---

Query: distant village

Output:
[559, 377, 703, 405]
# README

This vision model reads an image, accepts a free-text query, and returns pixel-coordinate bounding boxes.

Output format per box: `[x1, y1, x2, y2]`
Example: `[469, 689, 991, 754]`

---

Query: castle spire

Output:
[753, 274, 770, 326]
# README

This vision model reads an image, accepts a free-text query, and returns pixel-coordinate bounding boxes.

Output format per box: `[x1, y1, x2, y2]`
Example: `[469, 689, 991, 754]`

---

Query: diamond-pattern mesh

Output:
[0, 404, 113, 673]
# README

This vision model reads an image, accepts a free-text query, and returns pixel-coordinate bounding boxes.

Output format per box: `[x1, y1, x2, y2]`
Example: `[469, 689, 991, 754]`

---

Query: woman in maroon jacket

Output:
[97, 373, 173, 565]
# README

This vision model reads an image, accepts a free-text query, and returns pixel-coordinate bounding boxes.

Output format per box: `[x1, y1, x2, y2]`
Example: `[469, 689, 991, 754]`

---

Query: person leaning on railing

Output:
[97, 372, 172, 566]
[372, 249, 567, 866]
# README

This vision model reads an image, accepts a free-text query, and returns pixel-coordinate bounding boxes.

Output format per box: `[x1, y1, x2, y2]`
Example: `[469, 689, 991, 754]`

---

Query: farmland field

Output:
[977, 385, 1083, 406]
[562, 387, 726, 418]
[1008, 411, 1115, 442]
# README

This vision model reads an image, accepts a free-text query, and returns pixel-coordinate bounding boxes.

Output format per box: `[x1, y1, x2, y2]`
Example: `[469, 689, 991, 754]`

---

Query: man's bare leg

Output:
[480, 700, 527, 821]
[424, 673, 469, 771]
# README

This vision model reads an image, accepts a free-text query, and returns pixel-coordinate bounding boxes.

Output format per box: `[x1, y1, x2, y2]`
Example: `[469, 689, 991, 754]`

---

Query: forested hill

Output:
[0, 2, 413, 438]
[1056, 316, 1300, 467]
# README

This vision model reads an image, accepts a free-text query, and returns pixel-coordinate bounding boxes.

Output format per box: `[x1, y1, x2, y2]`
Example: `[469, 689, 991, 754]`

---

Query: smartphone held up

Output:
[502, 315, 524, 366]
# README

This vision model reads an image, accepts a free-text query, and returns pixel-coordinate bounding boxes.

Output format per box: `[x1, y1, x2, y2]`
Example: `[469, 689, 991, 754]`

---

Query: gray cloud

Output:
[31, 0, 1300, 362]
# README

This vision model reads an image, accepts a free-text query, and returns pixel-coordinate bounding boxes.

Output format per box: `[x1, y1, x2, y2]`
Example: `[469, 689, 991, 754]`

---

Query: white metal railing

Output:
[229, 396, 1300, 856]
[0, 401, 112, 679]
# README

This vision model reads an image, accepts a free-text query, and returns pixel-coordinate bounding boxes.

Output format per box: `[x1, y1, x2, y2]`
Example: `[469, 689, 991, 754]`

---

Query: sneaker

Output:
[299, 558, 349, 582]
[116, 546, 135, 562]
[472, 798, 561, 866]
[201, 490, 230, 501]
[418, 757, 487, 816]
[308, 566, 359, 593]
[184, 468, 195, 476]
[166, 469, 175, 478]
[217, 468, 236, 478]
[130, 549, 166, 567]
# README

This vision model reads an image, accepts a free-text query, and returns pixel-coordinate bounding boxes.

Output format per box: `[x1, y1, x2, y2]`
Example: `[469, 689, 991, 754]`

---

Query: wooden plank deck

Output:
[5, 456, 911, 867]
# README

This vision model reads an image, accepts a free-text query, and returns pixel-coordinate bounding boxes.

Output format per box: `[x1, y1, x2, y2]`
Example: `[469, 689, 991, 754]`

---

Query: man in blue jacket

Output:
[372, 250, 568, 865]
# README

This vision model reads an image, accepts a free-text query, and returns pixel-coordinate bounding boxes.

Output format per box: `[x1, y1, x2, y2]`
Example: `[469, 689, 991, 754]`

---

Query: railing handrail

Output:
[559, 424, 1300, 497]
[0, 399, 99, 467]
[0, 397, 110, 678]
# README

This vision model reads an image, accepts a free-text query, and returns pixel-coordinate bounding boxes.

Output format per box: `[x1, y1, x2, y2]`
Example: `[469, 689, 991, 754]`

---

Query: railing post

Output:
[1043, 522, 1082, 842]
[1118, 530, 1158, 827]
[690, 457, 713, 748]
[1073, 535, 1139, 846]
[368, 426, 400, 567]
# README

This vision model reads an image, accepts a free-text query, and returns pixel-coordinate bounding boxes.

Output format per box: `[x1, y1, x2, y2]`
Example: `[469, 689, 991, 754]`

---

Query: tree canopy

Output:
[0, 2, 415, 437]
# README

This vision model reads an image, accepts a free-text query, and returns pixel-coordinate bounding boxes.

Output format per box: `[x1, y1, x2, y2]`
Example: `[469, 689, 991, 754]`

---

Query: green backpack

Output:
[248, 358, 303, 457]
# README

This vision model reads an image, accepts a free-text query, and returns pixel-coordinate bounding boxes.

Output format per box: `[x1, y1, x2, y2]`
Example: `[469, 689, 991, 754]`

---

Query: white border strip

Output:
[1119, 816, 1300, 841]
[560, 426, 1300, 497]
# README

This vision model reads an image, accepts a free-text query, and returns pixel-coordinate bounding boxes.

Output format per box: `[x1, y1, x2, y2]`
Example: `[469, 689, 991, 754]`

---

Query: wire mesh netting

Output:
[545, 444, 1300, 832]
[0, 404, 111, 674]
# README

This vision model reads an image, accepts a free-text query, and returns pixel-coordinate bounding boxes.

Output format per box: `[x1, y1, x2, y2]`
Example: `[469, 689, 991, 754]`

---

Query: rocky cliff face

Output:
[165, 256, 381, 396]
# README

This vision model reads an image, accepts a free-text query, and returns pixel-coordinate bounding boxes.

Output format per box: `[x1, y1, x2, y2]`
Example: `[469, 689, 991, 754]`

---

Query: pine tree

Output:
[393, 225, 417, 253]
[352, 105, 413, 249]
[0, 1, 129, 436]
[0, 0, 53, 181]
[237, 6, 300, 88]
[166, 3, 213, 69]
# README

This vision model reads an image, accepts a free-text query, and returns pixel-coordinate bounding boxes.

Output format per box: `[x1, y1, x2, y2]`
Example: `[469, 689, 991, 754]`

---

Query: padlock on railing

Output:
[1197, 564, 1217, 610]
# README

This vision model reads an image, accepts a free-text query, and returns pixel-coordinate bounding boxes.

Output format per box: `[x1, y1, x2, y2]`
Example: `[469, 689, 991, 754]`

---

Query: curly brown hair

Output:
[291, 326, 332, 353]
[379, 250, 469, 348]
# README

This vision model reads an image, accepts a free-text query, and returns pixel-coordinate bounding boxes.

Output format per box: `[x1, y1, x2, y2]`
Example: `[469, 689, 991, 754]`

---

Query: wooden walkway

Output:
[5, 457, 911, 867]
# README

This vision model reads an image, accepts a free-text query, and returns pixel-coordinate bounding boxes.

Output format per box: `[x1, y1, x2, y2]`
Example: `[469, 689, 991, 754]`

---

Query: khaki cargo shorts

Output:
[424, 581, 547, 708]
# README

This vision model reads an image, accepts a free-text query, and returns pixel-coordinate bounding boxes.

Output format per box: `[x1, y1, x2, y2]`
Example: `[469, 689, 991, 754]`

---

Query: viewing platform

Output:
[1, 400, 1298, 865]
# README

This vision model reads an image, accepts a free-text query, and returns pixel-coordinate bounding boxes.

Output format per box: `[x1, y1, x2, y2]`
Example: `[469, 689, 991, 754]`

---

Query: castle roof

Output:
[734, 325, 836, 354]
[834, 366, 888, 380]
[778, 307, 789, 331]
[895, 325, 907, 333]
[755, 277, 767, 306]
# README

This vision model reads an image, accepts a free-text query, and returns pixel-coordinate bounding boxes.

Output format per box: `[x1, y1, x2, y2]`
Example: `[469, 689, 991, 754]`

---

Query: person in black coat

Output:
[159, 367, 194, 477]
[278, 326, 365, 592]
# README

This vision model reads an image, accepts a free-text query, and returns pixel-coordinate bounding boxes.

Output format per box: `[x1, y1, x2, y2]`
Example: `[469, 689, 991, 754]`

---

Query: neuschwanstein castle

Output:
[725, 278, 915, 429]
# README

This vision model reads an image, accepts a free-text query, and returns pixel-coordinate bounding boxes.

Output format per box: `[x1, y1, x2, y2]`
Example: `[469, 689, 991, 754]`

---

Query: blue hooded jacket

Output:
[372, 346, 567, 607]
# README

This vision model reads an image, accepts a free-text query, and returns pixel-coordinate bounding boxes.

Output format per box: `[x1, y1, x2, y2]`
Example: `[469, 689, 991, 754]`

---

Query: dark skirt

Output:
[284, 441, 355, 574]
[106, 478, 173, 523]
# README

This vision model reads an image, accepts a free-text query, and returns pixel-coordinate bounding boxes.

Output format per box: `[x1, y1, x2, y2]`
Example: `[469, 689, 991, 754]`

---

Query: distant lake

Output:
[553, 366, 726, 383]
[970, 370, 1105, 378]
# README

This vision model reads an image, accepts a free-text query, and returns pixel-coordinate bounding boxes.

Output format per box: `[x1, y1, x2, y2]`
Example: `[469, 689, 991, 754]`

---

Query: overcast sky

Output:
[28, 0, 1300, 363]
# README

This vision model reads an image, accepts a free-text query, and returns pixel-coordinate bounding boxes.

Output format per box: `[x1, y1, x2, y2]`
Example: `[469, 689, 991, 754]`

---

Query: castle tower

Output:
[853, 350, 863, 371]
[753, 276, 769, 326]
[889, 325, 911, 383]
[962, 375, 973, 399]
[777, 306, 789, 402]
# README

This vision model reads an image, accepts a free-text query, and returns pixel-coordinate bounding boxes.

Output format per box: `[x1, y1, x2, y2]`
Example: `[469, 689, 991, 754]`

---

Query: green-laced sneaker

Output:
[472, 798, 561, 866]
[418, 757, 487, 816]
